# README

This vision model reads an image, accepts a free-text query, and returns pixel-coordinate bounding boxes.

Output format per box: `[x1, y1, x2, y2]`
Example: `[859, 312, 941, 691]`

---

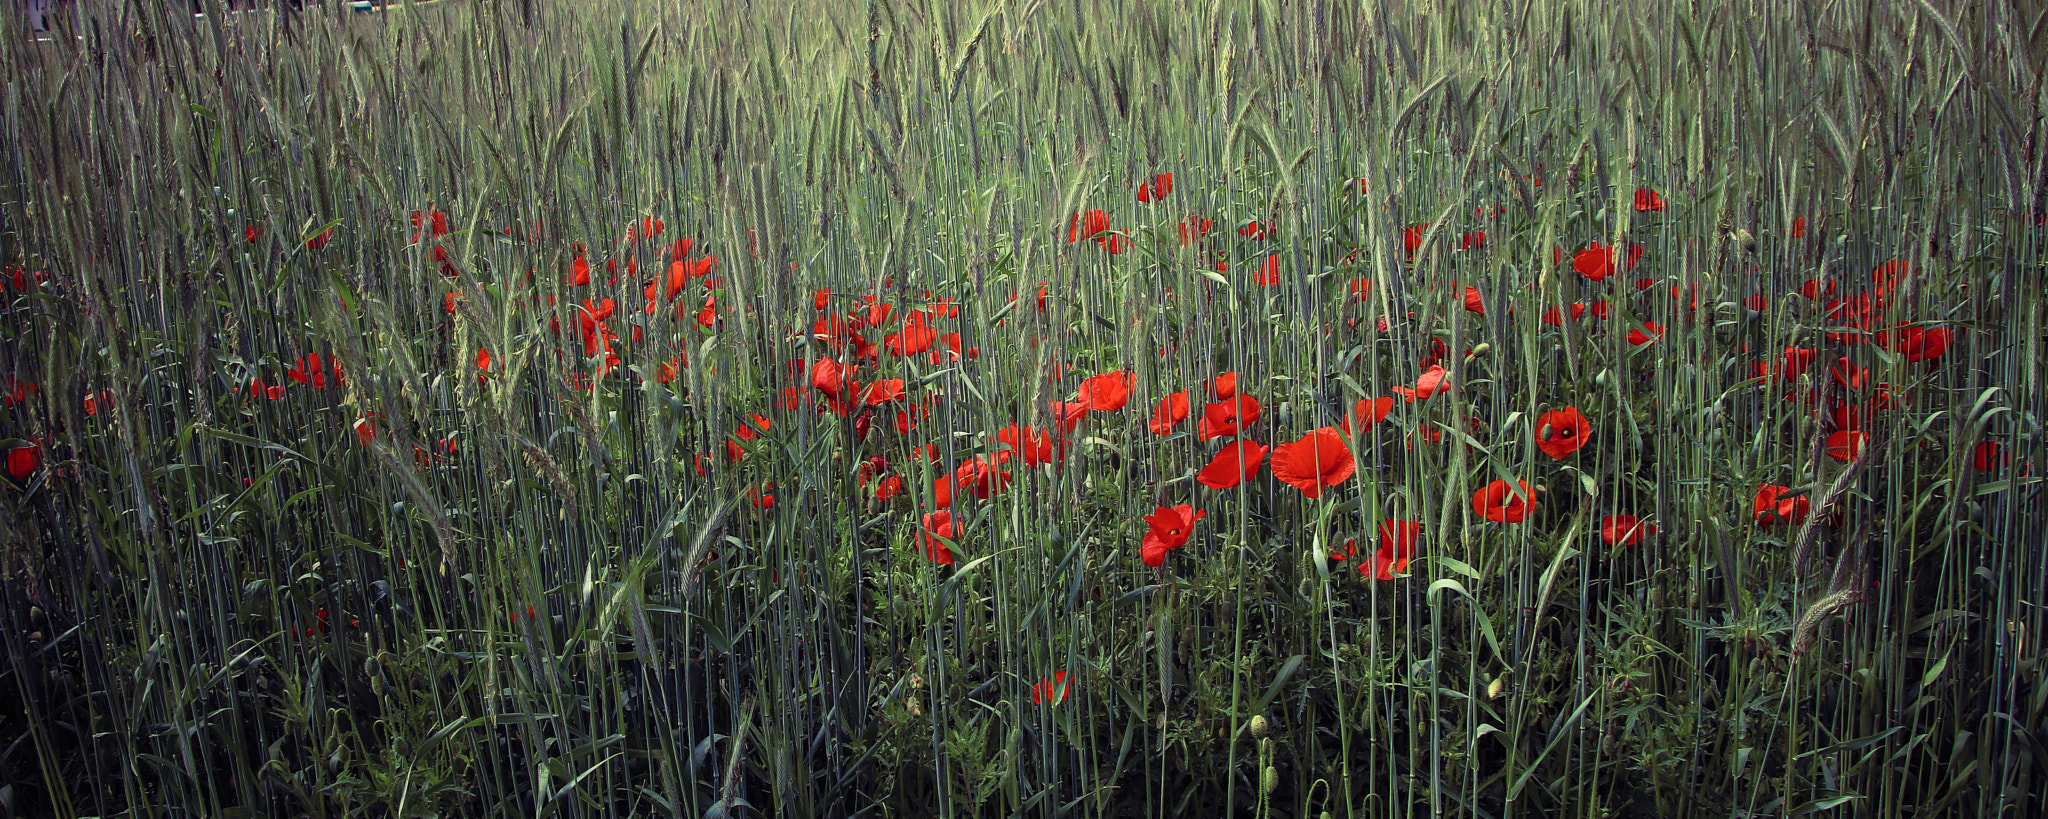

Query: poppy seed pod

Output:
[1731, 228, 1757, 255]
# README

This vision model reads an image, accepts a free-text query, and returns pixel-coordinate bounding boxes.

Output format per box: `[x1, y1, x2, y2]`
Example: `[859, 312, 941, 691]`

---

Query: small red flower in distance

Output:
[1599, 515, 1657, 546]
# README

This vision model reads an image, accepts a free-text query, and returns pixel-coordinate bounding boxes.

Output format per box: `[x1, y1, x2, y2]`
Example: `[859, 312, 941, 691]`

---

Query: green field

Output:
[1, 0, 2043, 816]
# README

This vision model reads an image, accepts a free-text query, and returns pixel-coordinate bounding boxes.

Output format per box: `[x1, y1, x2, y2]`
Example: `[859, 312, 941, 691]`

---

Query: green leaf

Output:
[1250, 654, 1306, 718]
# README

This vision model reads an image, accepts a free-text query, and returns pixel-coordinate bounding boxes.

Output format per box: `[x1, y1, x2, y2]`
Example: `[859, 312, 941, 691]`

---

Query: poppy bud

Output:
[1249, 715, 1270, 738]
[1260, 766, 1278, 795]
[1487, 678, 1506, 699]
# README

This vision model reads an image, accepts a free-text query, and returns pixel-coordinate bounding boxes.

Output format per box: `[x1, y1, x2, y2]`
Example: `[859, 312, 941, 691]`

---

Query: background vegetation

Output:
[2, 0, 2044, 816]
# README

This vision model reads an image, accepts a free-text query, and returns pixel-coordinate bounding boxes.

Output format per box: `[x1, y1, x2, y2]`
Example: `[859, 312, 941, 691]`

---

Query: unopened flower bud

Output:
[1249, 715, 1270, 739]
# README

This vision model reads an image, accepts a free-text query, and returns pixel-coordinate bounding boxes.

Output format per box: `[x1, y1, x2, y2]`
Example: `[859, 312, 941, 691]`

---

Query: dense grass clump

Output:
[1, 0, 2044, 816]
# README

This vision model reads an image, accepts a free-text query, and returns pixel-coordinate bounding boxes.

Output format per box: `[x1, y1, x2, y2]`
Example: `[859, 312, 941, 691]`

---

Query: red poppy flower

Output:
[1197, 440, 1268, 490]
[1753, 484, 1810, 526]
[1972, 441, 2006, 472]
[1368, 520, 1421, 580]
[1068, 209, 1111, 243]
[1148, 392, 1191, 435]
[353, 414, 377, 446]
[1239, 220, 1272, 240]
[1462, 285, 1485, 314]
[1178, 217, 1214, 245]
[1345, 277, 1373, 303]
[1772, 347, 1819, 381]
[918, 510, 956, 565]
[1270, 427, 1356, 498]
[1402, 223, 1429, 257]
[476, 348, 492, 371]
[286, 353, 343, 389]
[746, 483, 776, 509]
[726, 414, 772, 463]
[1541, 303, 1588, 326]
[1633, 188, 1666, 212]
[569, 255, 591, 287]
[949, 455, 1014, 501]
[1077, 371, 1134, 412]
[1824, 430, 1870, 462]
[1048, 401, 1090, 437]
[998, 424, 1063, 467]
[811, 358, 853, 400]
[1460, 231, 1487, 250]
[1534, 407, 1592, 460]
[1827, 357, 1867, 389]
[5, 442, 36, 480]
[1032, 671, 1071, 705]
[1791, 216, 1807, 237]
[1210, 372, 1238, 399]
[1341, 397, 1395, 434]
[1627, 323, 1664, 346]
[1198, 394, 1262, 441]
[1889, 325, 1954, 363]
[1573, 242, 1617, 281]
[410, 209, 450, 239]
[1141, 504, 1207, 566]
[1, 378, 38, 407]
[250, 378, 285, 401]
[885, 321, 937, 357]
[861, 379, 905, 405]
[306, 228, 334, 249]
[1392, 365, 1450, 402]
[875, 474, 905, 502]
[1599, 515, 1656, 546]
[1254, 255, 1282, 286]
[1472, 479, 1534, 523]
[1136, 173, 1173, 203]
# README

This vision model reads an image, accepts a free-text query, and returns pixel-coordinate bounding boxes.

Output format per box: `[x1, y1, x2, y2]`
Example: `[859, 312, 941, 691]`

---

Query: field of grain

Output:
[1, 1, 2043, 816]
